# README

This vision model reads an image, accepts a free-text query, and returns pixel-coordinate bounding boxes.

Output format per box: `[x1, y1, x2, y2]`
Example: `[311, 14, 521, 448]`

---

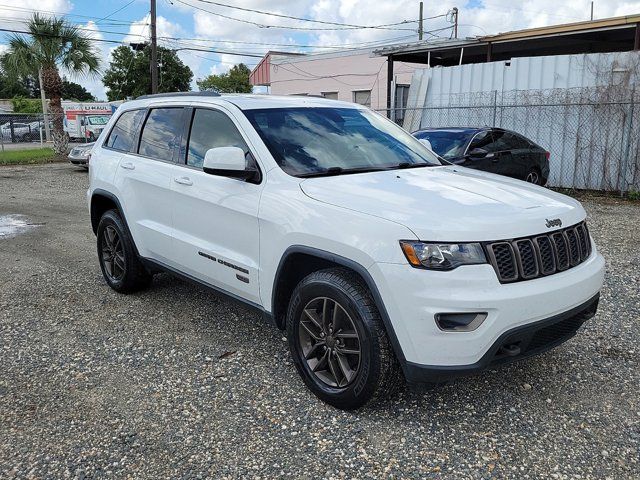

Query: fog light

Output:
[435, 312, 487, 332]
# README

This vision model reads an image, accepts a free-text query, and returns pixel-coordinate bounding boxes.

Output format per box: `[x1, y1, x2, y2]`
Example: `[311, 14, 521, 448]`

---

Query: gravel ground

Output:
[0, 163, 638, 479]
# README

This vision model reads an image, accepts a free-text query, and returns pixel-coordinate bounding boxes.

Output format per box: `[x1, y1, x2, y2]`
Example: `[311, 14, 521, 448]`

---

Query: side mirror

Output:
[468, 148, 494, 159]
[203, 146, 257, 181]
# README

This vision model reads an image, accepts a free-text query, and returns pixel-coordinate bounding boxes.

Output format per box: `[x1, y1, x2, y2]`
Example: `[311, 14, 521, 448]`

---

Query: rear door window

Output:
[138, 108, 185, 161]
[104, 109, 145, 152]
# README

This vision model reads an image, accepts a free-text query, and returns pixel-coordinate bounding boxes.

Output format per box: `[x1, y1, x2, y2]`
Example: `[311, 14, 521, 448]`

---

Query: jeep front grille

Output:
[486, 222, 592, 283]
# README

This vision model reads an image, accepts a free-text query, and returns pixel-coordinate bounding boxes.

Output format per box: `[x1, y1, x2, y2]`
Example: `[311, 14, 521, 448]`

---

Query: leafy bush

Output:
[11, 96, 42, 114]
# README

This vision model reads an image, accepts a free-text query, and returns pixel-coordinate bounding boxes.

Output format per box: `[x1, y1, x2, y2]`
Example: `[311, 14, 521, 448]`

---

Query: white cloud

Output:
[0, 0, 72, 30]
[3, 0, 640, 98]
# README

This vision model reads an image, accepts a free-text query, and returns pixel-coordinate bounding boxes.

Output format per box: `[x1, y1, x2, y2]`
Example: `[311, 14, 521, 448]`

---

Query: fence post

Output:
[9, 118, 15, 143]
[620, 93, 635, 195]
[492, 90, 498, 127]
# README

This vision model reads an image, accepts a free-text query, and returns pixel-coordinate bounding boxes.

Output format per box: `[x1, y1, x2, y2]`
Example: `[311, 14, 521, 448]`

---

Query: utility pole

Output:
[452, 7, 459, 39]
[418, 1, 424, 41]
[150, 0, 158, 94]
[38, 68, 51, 142]
[590, 1, 594, 21]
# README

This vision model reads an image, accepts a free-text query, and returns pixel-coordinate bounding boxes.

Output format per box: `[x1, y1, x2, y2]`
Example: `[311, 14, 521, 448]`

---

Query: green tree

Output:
[197, 64, 252, 93]
[61, 78, 95, 101]
[0, 71, 29, 98]
[2, 13, 100, 153]
[10, 96, 42, 113]
[103, 45, 193, 101]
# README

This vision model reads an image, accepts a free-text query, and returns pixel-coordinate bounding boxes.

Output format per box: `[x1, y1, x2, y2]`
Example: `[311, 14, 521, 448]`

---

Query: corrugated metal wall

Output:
[404, 51, 640, 191]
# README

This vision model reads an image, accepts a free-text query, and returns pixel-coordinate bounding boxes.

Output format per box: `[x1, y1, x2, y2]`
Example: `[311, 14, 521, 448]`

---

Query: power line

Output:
[172, 48, 258, 68]
[172, 46, 266, 58]
[161, 34, 418, 51]
[94, 0, 138, 25]
[173, 0, 418, 32]
[0, 17, 150, 38]
[0, 5, 139, 26]
[0, 26, 128, 45]
[189, 0, 448, 29]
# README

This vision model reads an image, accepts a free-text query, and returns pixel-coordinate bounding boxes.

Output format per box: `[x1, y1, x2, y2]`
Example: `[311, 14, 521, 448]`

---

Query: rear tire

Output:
[97, 209, 152, 293]
[286, 268, 403, 410]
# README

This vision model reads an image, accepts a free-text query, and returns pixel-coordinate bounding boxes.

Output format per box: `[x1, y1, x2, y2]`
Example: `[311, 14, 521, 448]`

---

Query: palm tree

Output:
[2, 14, 100, 153]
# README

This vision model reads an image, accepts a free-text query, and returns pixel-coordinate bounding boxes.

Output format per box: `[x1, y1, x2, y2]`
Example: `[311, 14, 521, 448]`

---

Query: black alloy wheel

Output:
[298, 296, 362, 388]
[101, 225, 126, 283]
[96, 209, 151, 293]
[287, 268, 402, 410]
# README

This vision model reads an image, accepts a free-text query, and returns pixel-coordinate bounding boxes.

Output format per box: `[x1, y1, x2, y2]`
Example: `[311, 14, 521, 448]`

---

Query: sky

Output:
[1, 0, 640, 100]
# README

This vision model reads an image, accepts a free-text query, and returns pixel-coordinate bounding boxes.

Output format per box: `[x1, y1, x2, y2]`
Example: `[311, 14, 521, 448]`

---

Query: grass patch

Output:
[0, 147, 58, 165]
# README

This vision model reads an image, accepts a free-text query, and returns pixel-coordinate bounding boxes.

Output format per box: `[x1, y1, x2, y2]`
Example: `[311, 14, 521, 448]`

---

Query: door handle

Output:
[120, 161, 135, 170]
[174, 176, 193, 186]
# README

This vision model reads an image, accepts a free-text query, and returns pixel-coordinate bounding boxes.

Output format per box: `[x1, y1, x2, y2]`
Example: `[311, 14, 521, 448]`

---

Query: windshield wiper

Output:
[298, 166, 389, 178]
[391, 162, 433, 169]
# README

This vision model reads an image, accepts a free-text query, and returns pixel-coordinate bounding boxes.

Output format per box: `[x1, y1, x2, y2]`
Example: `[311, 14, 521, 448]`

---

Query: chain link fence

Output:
[379, 87, 640, 193]
[0, 112, 97, 152]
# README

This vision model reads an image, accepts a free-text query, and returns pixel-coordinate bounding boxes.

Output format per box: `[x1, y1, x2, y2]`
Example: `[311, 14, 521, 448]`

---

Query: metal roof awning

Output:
[374, 13, 640, 67]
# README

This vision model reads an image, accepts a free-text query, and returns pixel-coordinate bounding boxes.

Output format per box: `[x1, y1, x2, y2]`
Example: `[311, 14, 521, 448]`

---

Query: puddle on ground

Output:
[0, 215, 40, 238]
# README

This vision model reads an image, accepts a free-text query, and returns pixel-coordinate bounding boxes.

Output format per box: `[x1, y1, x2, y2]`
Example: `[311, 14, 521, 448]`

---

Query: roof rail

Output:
[136, 91, 221, 100]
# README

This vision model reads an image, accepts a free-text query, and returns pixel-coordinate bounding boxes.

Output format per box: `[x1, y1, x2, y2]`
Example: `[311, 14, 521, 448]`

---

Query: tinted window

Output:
[468, 130, 494, 152]
[415, 130, 475, 159]
[187, 109, 250, 168]
[487, 131, 530, 151]
[510, 133, 532, 149]
[105, 109, 145, 152]
[243, 107, 440, 177]
[138, 108, 184, 160]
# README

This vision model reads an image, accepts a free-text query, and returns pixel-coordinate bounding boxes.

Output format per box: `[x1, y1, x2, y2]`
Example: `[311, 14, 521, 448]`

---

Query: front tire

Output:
[97, 209, 152, 293]
[286, 268, 402, 409]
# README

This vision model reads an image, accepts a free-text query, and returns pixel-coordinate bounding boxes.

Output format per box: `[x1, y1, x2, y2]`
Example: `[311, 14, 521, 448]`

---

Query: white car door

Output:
[112, 106, 188, 264]
[170, 106, 263, 304]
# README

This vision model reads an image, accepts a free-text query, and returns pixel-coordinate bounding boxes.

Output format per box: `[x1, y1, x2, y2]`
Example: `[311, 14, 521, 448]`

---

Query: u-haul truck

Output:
[62, 102, 121, 141]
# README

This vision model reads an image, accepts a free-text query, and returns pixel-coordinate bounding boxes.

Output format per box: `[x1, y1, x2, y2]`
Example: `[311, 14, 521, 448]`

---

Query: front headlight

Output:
[399, 241, 487, 270]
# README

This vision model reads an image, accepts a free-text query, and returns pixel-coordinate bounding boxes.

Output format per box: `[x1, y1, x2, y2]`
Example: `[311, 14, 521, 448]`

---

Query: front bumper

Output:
[369, 244, 605, 374]
[404, 294, 599, 383]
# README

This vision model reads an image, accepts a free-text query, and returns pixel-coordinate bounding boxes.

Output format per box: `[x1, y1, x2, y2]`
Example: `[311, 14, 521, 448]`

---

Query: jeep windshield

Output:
[243, 107, 441, 177]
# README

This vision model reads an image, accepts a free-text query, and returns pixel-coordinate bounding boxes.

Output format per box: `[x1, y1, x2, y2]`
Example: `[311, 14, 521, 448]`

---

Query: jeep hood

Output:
[299, 166, 585, 241]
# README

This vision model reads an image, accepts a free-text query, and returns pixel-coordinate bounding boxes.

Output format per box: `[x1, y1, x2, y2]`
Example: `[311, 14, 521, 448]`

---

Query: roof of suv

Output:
[125, 93, 359, 111]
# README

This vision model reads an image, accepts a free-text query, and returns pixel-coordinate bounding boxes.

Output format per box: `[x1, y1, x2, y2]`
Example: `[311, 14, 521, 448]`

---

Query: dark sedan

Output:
[412, 127, 550, 185]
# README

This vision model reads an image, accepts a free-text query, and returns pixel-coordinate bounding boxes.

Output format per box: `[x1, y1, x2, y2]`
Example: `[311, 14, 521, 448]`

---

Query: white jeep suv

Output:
[88, 93, 605, 409]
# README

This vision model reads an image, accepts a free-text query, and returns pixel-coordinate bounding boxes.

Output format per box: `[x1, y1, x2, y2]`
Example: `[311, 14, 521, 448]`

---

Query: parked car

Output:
[88, 93, 604, 409]
[68, 142, 94, 168]
[0, 120, 52, 142]
[413, 127, 550, 185]
[1, 122, 34, 142]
